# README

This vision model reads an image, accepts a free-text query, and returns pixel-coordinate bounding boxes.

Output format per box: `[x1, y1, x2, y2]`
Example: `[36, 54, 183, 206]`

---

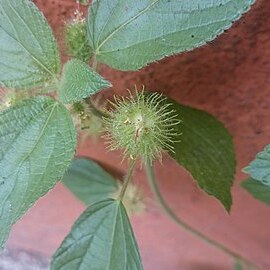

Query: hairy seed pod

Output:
[104, 90, 181, 163]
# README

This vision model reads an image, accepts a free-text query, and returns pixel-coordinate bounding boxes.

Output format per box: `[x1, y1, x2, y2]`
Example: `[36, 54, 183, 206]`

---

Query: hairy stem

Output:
[118, 158, 137, 201]
[144, 160, 259, 270]
[91, 54, 98, 71]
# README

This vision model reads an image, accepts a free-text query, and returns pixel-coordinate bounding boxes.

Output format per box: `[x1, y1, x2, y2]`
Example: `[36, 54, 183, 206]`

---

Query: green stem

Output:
[118, 158, 137, 201]
[91, 55, 98, 71]
[144, 160, 259, 270]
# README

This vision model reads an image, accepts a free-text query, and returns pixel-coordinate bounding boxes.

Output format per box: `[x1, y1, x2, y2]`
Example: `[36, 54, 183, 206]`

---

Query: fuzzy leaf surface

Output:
[0, 0, 60, 89]
[58, 59, 111, 104]
[0, 96, 77, 247]
[87, 0, 254, 70]
[242, 178, 270, 205]
[63, 158, 118, 205]
[169, 100, 235, 211]
[51, 199, 143, 270]
[243, 145, 270, 187]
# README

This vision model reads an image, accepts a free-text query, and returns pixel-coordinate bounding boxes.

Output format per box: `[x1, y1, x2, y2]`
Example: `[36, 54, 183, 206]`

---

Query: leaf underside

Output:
[242, 178, 270, 205]
[0, 0, 60, 89]
[62, 158, 118, 205]
[0, 96, 77, 247]
[87, 0, 255, 70]
[168, 99, 235, 211]
[51, 199, 143, 270]
[243, 145, 270, 188]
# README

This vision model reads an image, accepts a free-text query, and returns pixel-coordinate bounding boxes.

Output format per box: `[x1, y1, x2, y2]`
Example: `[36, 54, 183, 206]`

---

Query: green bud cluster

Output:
[105, 91, 180, 163]
[0, 90, 30, 112]
[71, 101, 104, 140]
[64, 11, 92, 62]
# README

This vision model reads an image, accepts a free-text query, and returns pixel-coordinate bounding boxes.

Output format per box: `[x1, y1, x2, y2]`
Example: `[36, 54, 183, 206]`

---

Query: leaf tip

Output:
[223, 195, 233, 213]
[242, 165, 250, 174]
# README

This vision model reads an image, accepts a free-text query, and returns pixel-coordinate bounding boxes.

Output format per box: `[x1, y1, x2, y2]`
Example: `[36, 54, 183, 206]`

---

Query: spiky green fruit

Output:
[105, 91, 180, 163]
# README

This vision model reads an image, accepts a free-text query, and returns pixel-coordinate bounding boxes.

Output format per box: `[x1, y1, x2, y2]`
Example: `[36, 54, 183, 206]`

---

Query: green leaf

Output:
[168, 100, 235, 211]
[87, 0, 254, 71]
[0, 96, 77, 247]
[242, 178, 270, 205]
[51, 199, 143, 270]
[58, 59, 111, 104]
[63, 158, 118, 205]
[0, 0, 60, 89]
[243, 145, 270, 187]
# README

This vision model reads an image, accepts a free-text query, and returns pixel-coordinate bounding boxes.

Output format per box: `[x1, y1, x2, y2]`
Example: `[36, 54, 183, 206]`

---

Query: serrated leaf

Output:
[51, 199, 143, 270]
[58, 59, 111, 104]
[242, 178, 270, 205]
[0, 96, 77, 247]
[0, 0, 60, 89]
[87, 0, 254, 71]
[63, 158, 118, 205]
[168, 100, 235, 211]
[243, 145, 270, 187]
